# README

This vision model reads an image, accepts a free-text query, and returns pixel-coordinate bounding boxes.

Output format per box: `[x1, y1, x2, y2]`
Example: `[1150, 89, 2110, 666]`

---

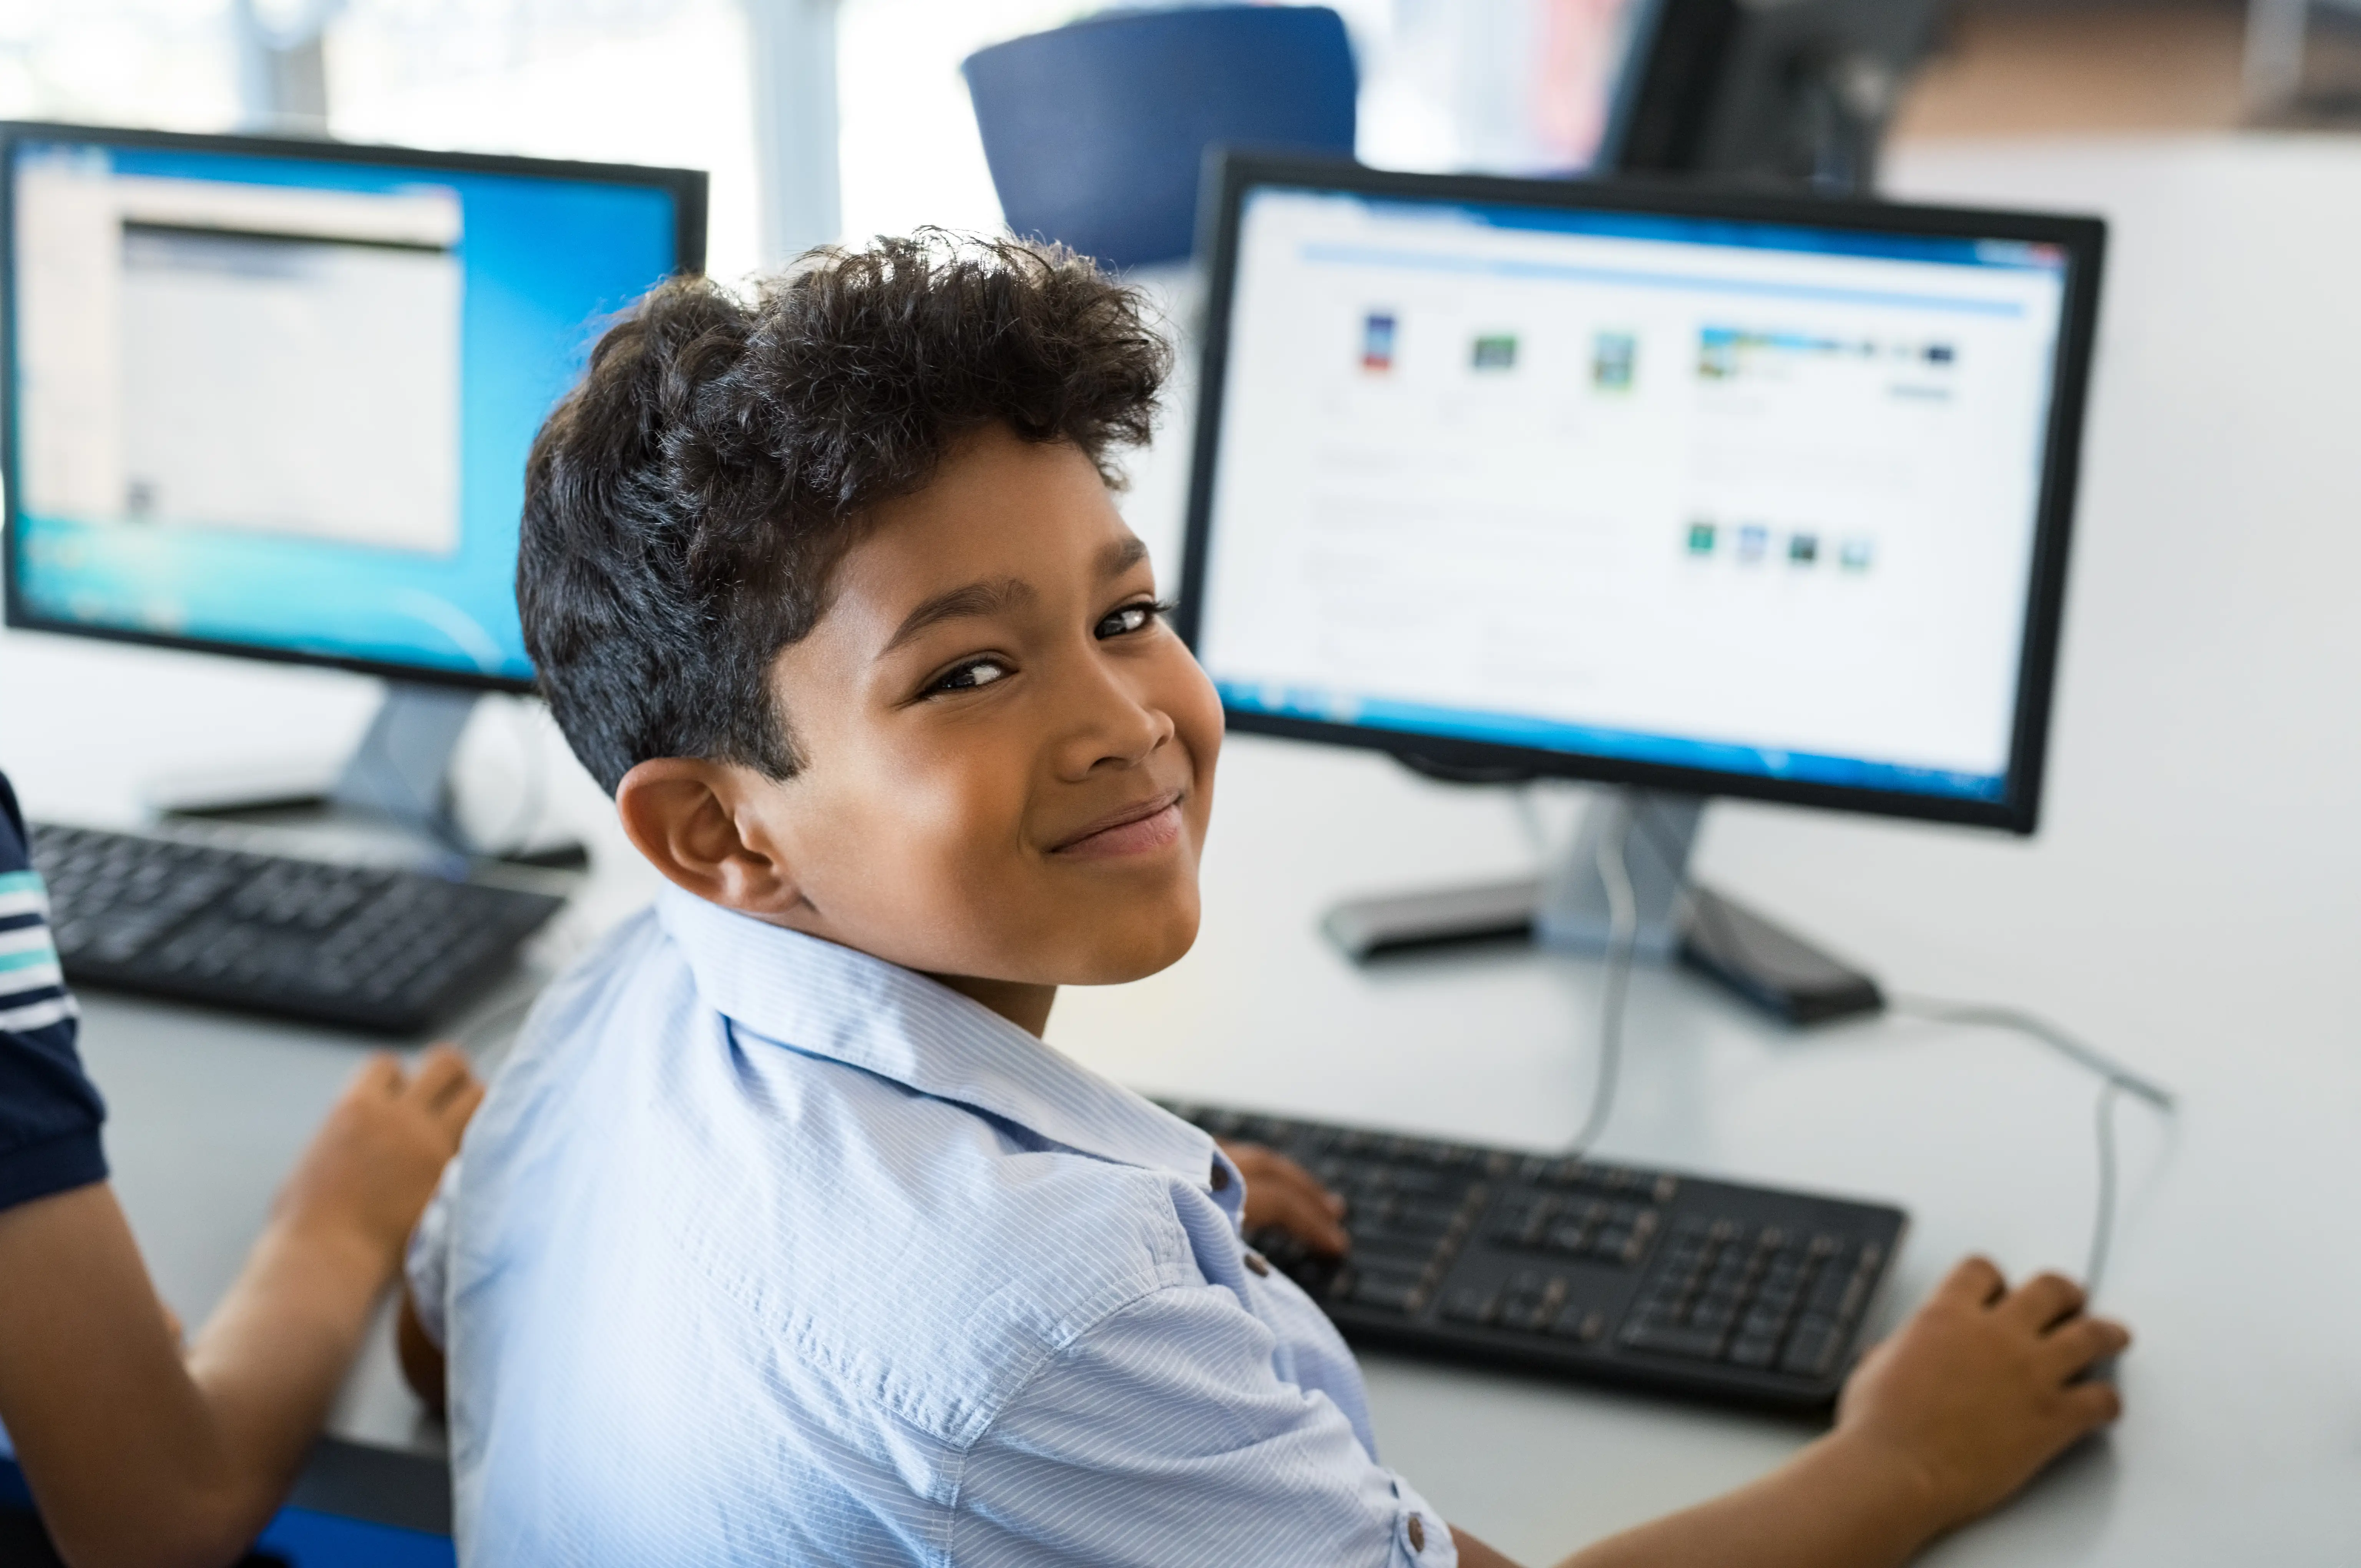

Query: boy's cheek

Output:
[1168, 651, 1226, 781]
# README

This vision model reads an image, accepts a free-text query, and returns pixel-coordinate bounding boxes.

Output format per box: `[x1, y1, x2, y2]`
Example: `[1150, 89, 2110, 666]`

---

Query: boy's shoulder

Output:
[452, 896, 1227, 1451]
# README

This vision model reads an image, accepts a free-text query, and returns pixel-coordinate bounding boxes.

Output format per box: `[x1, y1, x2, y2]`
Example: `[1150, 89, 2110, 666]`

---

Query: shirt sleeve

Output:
[404, 1152, 463, 1350]
[0, 771, 106, 1213]
[954, 1282, 1458, 1568]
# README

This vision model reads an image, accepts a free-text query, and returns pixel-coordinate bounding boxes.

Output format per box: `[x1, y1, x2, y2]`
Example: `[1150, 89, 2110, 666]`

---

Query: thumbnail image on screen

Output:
[1194, 186, 2073, 802]
[7, 138, 684, 683]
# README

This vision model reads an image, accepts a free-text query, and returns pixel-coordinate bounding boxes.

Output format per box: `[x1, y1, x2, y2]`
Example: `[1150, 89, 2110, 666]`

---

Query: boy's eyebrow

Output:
[1100, 536, 1150, 577]
[882, 577, 1035, 654]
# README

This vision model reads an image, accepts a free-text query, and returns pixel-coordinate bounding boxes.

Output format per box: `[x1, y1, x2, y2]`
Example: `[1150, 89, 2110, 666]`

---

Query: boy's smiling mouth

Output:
[1048, 789, 1186, 859]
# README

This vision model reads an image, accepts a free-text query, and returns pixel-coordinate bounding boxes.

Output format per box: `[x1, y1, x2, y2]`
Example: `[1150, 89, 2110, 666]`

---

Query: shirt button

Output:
[1210, 1160, 1230, 1192]
[1408, 1515, 1426, 1551]
[1243, 1250, 1270, 1276]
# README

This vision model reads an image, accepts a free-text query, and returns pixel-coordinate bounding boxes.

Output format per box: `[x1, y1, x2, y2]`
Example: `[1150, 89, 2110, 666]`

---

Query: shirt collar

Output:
[657, 887, 1221, 1191]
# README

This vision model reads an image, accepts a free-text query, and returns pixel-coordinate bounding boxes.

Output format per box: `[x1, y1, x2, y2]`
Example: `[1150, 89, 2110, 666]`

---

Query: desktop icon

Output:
[1686, 521, 1716, 555]
[1789, 533, 1819, 565]
[1840, 537, 1875, 571]
[1471, 332, 1518, 371]
[1361, 311, 1396, 372]
[1737, 524, 1769, 563]
[1593, 331, 1637, 391]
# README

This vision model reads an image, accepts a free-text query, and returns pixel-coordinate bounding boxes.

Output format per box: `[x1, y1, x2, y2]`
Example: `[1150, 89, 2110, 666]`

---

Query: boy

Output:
[0, 767, 481, 1568]
[405, 234, 2128, 1566]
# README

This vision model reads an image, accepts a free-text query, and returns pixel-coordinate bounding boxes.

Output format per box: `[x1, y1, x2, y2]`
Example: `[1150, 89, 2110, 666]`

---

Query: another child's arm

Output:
[0, 1046, 481, 1568]
[1451, 1257, 2129, 1568]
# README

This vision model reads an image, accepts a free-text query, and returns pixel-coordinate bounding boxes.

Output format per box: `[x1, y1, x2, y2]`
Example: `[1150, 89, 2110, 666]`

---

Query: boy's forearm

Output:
[1549, 1433, 1940, 1568]
[181, 1208, 402, 1518]
[0, 1184, 399, 1568]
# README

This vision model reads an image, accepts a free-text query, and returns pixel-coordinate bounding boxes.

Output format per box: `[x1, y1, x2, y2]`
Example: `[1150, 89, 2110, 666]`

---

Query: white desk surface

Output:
[3, 135, 2357, 1563]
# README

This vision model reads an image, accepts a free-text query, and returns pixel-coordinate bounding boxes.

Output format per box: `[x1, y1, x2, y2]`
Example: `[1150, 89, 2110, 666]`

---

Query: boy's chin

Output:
[1054, 905, 1202, 987]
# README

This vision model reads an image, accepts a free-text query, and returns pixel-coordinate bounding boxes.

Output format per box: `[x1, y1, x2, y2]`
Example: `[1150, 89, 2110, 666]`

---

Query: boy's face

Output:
[718, 425, 1222, 990]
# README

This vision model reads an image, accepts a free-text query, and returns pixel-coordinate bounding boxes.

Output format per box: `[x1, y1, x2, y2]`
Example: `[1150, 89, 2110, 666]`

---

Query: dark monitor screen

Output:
[2, 124, 705, 691]
[1177, 155, 2104, 832]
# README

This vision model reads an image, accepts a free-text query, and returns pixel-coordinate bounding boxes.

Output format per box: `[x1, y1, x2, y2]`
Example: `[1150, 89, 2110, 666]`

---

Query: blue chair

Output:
[962, 5, 1357, 272]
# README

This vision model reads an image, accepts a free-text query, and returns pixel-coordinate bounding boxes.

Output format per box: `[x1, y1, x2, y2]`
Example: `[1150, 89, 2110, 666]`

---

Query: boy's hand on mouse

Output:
[272, 1044, 484, 1274]
[1219, 1141, 1350, 1256]
[1833, 1256, 2130, 1537]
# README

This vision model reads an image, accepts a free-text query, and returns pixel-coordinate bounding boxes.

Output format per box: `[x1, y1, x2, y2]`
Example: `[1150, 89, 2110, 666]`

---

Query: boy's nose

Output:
[1056, 666, 1174, 779]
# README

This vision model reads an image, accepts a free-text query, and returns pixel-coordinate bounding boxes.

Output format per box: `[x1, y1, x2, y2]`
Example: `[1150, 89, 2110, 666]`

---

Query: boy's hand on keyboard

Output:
[1833, 1256, 2129, 1535]
[273, 1044, 485, 1274]
[1218, 1141, 1350, 1256]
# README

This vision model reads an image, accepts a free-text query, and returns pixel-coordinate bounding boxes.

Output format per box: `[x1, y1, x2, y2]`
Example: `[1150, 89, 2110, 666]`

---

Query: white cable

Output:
[1568, 795, 1639, 1155]
[1888, 996, 2175, 1297]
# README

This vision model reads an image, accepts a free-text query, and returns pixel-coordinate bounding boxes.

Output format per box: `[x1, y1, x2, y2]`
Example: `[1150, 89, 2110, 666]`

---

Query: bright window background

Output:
[324, 0, 765, 286]
[0, 0, 242, 130]
[0, 2, 1636, 277]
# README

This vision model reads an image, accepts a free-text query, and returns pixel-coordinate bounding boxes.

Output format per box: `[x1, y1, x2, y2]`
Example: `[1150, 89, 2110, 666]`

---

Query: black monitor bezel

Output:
[1174, 151, 2105, 835]
[0, 120, 709, 696]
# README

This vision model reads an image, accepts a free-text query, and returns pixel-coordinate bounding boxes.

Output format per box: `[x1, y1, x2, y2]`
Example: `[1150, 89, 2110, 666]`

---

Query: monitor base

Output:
[152, 683, 589, 871]
[1322, 789, 1883, 1027]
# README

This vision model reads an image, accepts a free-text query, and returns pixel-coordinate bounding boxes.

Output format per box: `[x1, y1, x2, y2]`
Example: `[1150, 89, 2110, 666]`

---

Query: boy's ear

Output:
[614, 758, 805, 917]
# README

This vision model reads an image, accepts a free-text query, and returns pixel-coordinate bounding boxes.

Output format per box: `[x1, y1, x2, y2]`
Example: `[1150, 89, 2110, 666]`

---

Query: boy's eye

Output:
[1095, 600, 1169, 639]
[931, 657, 1011, 694]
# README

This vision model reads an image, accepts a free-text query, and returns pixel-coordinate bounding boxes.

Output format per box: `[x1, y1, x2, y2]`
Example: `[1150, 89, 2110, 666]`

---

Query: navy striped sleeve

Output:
[0, 770, 106, 1212]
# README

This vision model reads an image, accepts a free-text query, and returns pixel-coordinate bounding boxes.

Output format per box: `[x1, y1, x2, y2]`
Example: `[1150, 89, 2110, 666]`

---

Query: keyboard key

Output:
[1781, 1316, 1843, 1379]
[1441, 1286, 1500, 1326]
[1548, 1305, 1609, 1343]
[1349, 1242, 1444, 1277]
[1690, 1301, 1736, 1333]
[1349, 1273, 1424, 1314]
[1729, 1334, 1780, 1369]
[1625, 1321, 1728, 1360]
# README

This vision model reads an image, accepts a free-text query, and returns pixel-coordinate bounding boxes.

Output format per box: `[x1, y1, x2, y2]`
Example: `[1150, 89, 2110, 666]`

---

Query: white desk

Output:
[3, 135, 2357, 1563]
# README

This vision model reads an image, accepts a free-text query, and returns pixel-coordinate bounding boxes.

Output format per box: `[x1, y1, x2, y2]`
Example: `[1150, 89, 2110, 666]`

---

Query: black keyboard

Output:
[29, 823, 565, 1036]
[1163, 1101, 1909, 1410]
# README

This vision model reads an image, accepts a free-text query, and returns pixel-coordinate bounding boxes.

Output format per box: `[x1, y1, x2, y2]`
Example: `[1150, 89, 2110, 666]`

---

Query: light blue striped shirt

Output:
[411, 887, 1456, 1566]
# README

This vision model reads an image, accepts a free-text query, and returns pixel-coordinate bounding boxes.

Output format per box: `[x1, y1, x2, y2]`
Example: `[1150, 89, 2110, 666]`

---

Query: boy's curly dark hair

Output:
[517, 231, 1172, 794]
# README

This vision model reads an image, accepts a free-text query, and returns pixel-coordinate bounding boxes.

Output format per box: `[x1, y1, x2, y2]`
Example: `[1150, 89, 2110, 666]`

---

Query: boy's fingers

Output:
[1245, 1147, 1327, 1196]
[2041, 1314, 2131, 1377]
[1255, 1169, 1348, 1242]
[1934, 1255, 2007, 1308]
[2001, 1271, 2086, 1331]
[408, 1045, 476, 1107]
[2056, 1377, 2124, 1434]
[437, 1076, 487, 1136]
[1260, 1188, 1349, 1254]
[349, 1053, 405, 1098]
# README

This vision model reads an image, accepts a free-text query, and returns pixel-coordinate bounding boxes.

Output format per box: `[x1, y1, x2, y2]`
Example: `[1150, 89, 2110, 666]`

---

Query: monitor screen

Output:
[3, 128, 701, 688]
[1182, 162, 2099, 829]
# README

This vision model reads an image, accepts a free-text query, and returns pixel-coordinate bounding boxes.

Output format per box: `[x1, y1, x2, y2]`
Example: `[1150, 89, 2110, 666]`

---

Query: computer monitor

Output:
[1177, 153, 2104, 995]
[2, 123, 704, 840]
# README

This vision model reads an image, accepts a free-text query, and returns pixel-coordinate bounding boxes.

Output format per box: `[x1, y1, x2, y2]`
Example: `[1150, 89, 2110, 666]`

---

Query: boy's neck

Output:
[931, 974, 1057, 1037]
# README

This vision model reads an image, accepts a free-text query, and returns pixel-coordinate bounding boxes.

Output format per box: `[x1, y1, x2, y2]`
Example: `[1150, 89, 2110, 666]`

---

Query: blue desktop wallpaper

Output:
[8, 141, 683, 683]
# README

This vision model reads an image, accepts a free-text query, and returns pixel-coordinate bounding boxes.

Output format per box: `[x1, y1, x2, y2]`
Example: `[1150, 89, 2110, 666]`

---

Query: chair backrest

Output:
[963, 5, 1357, 272]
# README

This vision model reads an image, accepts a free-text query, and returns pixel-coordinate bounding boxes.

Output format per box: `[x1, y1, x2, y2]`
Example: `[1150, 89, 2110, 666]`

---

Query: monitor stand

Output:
[1322, 782, 1884, 1026]
[153, 683, 589, 870]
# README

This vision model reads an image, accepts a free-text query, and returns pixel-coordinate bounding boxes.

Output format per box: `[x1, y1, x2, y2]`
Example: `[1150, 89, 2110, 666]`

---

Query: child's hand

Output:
[271, 1045, 484, 1272]
[1219, 1141, 1349, 1256]
[1834, 1256, 2129, 1536]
